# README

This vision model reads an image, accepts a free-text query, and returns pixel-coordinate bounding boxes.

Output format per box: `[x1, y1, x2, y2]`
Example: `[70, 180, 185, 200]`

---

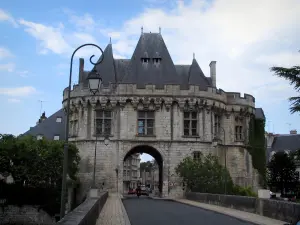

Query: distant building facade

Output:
[123, 153, 141, 192]
[266, 129, 300, 177]
[141, 162, 159, 191]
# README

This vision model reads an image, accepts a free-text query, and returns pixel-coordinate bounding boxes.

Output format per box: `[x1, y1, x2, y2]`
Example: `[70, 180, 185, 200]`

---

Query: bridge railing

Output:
[185, 192, 299, 223]
[57, 191, 108, 225]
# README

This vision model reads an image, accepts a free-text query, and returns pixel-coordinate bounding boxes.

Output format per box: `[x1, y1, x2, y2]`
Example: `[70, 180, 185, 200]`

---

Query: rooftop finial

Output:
[159, 27, 161, 34]
[109, 37, 111, 44]
[141, 26, 143, 34]
[193, 52, 195, 59]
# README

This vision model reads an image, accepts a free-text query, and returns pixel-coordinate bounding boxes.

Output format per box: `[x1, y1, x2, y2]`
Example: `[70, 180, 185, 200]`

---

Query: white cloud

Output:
[107, 0, 300, 104]
[18, 19, 71, 55]
[17, 70, 29, 77]
[0, 63, 15, 72]
[18, 18, 102, 59]
[255, 51, 300, 67]
[12, 0, 300, 106]
[0, 47, 14, 59]
[0, 9, 18, 27]
[63, 9, 96, 31]
[7, 98, 21, 103]
[0, 86, 37, 97]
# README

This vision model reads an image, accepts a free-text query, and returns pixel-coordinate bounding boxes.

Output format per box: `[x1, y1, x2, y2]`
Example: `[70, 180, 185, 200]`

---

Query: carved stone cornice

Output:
[224, 111, 231, 119]
[90, 102, 97, 110]
[65, 95, 255, 116]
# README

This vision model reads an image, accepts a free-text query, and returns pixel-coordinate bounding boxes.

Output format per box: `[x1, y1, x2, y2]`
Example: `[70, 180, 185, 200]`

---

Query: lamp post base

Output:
[89, 188, 100, 198]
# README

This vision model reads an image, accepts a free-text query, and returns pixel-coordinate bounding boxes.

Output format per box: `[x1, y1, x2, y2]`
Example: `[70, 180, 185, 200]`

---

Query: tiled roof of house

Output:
[22, 109, 66, 140]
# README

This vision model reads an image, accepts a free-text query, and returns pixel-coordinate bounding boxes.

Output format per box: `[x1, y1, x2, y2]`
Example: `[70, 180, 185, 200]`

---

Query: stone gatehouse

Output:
[25, 30, 265, 198]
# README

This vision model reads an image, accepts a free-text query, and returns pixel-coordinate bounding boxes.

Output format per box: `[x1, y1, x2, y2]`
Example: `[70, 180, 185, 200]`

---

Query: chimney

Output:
[78, 58, 84, 83]
[209, 61, 216, 88]
[290, 129, 297, 134]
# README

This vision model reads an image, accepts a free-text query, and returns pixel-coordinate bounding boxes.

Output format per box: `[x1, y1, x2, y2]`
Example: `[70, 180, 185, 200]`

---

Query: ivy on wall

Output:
[247, 116, 267, 187]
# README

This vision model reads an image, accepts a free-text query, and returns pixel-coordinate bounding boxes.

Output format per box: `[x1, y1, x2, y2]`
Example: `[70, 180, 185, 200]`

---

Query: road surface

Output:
[123, 196, 255, 225]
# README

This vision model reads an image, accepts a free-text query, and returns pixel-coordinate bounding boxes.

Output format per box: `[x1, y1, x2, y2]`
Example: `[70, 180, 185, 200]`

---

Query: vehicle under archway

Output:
[123, 145, 163, 195]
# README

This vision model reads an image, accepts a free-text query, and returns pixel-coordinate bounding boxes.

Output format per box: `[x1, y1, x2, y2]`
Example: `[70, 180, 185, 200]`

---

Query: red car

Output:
[128, 189, 136, 195]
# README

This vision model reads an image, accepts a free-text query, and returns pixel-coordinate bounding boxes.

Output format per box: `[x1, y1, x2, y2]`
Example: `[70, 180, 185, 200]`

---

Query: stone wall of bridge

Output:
[186, 192, 299, 223]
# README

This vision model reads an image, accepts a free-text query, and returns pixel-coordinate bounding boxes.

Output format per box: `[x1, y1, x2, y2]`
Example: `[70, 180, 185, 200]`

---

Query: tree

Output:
[270, 53, 300, 113]
[140, 160, 154, 172]
[0, 134, 81, 216]
[247, 116, 267, 187]
[267, 151, 297, 195]
[175, 153, 233, 194]
[0, 134, 80, 187]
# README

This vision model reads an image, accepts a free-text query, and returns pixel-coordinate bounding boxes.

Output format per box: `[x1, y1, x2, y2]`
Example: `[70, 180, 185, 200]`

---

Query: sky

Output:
[0, 0, 300, 162]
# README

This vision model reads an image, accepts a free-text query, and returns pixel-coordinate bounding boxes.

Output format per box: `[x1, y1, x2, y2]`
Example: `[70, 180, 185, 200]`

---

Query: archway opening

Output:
[123, 145, 163, 196]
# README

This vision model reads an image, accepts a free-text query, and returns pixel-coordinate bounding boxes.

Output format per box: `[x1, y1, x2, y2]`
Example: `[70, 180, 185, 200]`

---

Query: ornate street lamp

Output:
[87, 68, 102, 95]
[87, 67, 105, 190]
[60, 44, 104, 219]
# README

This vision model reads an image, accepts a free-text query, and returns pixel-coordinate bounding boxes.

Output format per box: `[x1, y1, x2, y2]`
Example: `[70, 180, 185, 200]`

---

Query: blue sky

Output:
[0, 0, 300, 162]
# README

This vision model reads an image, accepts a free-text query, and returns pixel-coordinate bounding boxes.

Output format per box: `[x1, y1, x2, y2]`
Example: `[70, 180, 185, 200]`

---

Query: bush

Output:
[231, 185, 257, 197]
[0, 182, 61, 216]
[176, 154, 234, 194]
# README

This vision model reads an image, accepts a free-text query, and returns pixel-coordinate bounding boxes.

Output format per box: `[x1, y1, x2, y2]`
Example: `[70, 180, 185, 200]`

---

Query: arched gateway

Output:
[122, 145, 164, 196]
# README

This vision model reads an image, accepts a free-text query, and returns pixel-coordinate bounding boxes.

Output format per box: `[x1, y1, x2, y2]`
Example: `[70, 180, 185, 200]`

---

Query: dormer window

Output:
[153, 58, 161, 63]
[37, 135, 43, 140]
[56, 117, 62, 123]
[141, 58, 150, 63]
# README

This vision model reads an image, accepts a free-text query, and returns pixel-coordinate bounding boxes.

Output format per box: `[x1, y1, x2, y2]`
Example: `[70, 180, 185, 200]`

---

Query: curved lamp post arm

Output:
[60, 44, 104, 219]
[65, 44, 104, 143]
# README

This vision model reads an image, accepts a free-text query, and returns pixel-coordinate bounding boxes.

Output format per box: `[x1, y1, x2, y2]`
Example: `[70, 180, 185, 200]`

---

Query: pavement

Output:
[97, 193, 288, 225]
[96, 192, 131, 225]
[173, 198, 287, 225]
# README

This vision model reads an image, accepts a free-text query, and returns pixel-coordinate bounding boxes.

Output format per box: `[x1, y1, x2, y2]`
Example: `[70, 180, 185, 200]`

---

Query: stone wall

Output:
[186, 192, 299, 223]
[64, 81, 258, 199]
[0, 205, 55, 225]
[57, 191, 108, 225]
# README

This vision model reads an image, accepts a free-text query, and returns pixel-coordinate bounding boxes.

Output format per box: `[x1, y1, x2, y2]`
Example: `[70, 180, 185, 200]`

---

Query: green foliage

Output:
[176, 154, 258, 197]
[140, 160, 155, 172]
[232, 185, 257, 197]
[0, 134, 80, 215]
[0, 134, 80, 187]
[270, 56, 300, 114]
[175, 153, 234, 194]
[267, 151, 297, 194]
[247, 116, 267, 187]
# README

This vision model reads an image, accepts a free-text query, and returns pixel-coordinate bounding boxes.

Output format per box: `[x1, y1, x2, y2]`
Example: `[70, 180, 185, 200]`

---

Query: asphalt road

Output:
[123, 196, 255, 225]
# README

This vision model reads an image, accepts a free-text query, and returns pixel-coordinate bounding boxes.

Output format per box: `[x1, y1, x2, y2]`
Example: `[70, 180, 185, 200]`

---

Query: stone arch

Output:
[123, 145, 164, 195]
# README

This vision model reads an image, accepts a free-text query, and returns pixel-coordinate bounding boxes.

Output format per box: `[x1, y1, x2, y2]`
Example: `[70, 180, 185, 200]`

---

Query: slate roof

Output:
[22, 109, 66, 140]
[82, 32, 212, 89]
[266, 133, 300, 162]
[255, 108, 265, 120]
[270, 134, 300, 153]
